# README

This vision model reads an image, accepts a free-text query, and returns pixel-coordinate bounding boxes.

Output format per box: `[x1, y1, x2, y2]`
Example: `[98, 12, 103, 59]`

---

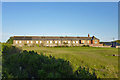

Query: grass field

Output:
[22, 46, 118, 78]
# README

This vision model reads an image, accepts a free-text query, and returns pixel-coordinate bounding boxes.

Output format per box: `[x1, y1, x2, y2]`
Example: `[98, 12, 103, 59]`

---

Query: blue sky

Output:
[2, 2, 118, 42]
[2, 0, 120, 2]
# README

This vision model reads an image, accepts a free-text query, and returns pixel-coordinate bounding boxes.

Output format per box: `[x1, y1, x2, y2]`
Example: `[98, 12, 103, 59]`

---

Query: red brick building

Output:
[11, 34, 102, 47]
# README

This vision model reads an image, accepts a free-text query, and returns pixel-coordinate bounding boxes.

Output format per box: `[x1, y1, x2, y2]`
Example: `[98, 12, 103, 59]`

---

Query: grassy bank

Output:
[22, 46, 118, 78]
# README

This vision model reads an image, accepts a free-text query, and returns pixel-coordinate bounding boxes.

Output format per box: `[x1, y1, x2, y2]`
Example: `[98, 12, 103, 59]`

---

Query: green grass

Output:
[22, 46, 118, 78]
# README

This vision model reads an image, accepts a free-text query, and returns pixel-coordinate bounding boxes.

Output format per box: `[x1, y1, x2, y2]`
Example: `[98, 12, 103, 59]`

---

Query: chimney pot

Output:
[88, 34, 90, 37]
[92, 36, 95, 39]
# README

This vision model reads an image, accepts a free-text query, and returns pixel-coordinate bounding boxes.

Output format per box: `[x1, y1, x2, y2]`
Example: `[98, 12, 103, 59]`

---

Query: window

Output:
[27, 41, 29, 43]
[83, 40, 85, 43]
[73, 41, 75, 43]
[19, 41, 21, 43]
[40, 41, 42, 43]
[76, 41, 78, 43]
[36, 41, 38, 44]
[47, 41, 49, 43]
[87, 40, 89, 43]
[68, 41, 70, 43]
[16, 41, 18, 44]
[55, 41, 57, 43]
[59, 41, 61, 43]
[31, 41, 33, 43]
[50, 41, 52, 43]
[95, 41, 97, 44]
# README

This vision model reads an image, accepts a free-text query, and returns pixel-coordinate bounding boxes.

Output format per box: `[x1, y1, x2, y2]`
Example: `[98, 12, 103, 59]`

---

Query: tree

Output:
[6, 37, 13, 44]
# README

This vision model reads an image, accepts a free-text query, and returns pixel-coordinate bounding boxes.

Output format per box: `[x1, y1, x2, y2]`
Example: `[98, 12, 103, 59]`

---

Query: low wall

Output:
[95, 46, 111, 48]
[13, 43, 107, 47]
[116, 46, 120, 48]
[89, 44, 103, 47]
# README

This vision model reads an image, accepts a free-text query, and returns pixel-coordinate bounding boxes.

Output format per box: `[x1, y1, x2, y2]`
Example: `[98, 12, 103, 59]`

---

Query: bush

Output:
[24, 43, 27, 46]
[2, 43, 22, 56]
[2, 50, 74, 79]
[35, 44, 40, 47]
[75, 66, 98, 79]
[81, 45, 89, 47]
[2, 44, 98, 79]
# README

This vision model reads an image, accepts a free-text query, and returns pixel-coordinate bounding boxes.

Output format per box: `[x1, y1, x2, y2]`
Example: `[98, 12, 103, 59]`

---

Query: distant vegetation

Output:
[100, 40, 120, 46]
[114, 40, 120, 44]
[2, 44, 98, 79]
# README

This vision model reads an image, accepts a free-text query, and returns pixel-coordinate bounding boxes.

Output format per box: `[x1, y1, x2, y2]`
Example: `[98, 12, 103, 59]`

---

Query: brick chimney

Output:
[92, 36, 95, 39]
[88, 34, 90, 37]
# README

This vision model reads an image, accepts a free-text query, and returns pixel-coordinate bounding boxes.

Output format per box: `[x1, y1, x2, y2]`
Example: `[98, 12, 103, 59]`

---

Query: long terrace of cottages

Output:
[11, 34, 102, 47]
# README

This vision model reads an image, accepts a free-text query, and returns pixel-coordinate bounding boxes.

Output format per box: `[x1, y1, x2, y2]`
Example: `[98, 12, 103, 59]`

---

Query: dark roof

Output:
[11, 36, 99, 40]
[100, 42, 120, 46]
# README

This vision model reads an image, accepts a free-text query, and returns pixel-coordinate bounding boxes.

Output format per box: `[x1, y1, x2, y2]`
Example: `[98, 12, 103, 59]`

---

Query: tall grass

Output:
[22, 46, 118, 78]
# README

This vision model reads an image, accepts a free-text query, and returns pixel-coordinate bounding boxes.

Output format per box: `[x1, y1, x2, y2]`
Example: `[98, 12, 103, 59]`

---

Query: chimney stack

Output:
[92, 36, 95, 39]
[88, 34, 90, 37]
